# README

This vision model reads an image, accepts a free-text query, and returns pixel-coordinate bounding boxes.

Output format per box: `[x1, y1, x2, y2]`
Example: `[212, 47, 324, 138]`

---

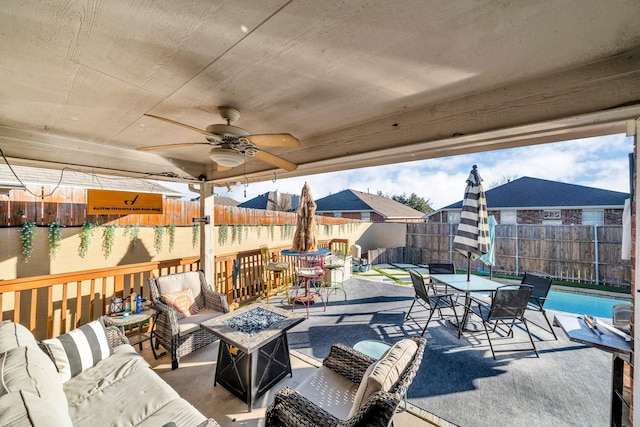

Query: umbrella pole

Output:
[467, 255, 471, 281]
[489, 265, 493, 280]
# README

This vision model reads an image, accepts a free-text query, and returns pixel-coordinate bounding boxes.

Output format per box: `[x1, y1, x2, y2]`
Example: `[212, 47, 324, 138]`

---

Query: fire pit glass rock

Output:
[223, 307, 286, 336]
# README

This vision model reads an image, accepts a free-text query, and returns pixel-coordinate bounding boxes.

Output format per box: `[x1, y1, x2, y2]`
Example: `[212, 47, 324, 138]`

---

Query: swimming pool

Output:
[544, 289, 630, 319]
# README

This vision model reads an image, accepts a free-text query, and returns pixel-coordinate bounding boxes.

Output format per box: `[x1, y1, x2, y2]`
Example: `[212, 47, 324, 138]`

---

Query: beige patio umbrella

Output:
[291, 182, 318, 253]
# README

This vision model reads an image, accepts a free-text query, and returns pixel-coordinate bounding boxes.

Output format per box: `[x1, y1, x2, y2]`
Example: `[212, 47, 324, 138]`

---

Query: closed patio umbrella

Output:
[453, 165, 490, 281]
[291, 182, 318, 253]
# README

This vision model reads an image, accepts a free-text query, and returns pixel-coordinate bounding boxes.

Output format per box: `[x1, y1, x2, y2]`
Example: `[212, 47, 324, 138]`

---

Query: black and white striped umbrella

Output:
[453, 165, 490, 280]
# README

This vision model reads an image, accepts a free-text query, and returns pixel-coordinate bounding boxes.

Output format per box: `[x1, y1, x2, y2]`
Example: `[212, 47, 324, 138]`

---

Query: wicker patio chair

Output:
[265, 336, 426, 427]
[406, 270, 459, 336]
[521, 272, 557, 339]
[149, 270, 230, 370]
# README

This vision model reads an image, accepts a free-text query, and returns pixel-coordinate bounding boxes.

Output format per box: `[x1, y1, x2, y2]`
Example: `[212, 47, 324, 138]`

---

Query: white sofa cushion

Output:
[0, 390, 70, 427]
[348, 338, 418, 418]
[0, 321, 38, 352]
[63, 344, 148, 407]
[41, 318, 112, 382]
[0, 345, 72, 426]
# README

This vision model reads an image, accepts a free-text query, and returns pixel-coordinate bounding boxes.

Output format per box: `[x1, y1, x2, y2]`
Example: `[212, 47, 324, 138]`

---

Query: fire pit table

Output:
[200, 303, 305, 411]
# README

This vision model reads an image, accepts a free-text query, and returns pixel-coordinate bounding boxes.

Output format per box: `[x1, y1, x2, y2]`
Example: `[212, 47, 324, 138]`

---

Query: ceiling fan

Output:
[137, 106, 299, 171]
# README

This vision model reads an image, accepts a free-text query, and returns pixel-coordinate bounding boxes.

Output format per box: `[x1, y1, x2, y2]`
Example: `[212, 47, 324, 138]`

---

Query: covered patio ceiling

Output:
[1, 1, 640, 188]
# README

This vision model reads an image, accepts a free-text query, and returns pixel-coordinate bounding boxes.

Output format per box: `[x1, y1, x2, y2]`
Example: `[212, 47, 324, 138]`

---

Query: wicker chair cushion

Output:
[162, 288, 200, 320]
[176, 309, 226, 337]
[294, 365, 359, 421]
[155, 271, 203, 304]
[348, 338, 418, 418]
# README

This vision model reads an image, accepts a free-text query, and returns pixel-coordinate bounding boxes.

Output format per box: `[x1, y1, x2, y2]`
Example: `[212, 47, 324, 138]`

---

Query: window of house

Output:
[334, 212, 342, 218]
[501, 210, 517, 224]
[361, 212, 370, 221]
[447, 211, 460, 224]
[543, 210, 561, 220]
[542, 209, 562, 225]
[582, 209, 604, 226]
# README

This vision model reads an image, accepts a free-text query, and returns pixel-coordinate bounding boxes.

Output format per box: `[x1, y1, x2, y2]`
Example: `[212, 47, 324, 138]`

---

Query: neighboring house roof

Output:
[438, 176, 629, 211]
[238, 191, 299, 211]
[0, 165, 184, 197]
[315, 189, 425, 219]
[214, 195, 239, 206]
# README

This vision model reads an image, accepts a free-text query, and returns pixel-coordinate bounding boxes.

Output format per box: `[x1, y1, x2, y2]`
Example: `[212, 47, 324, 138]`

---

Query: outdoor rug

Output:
[267, 277, 611, 427]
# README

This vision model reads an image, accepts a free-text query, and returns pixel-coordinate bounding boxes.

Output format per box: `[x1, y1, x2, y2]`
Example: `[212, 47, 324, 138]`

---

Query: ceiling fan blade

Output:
[136, 142, 212, 151]
[246, 133, 299, 147]
[253, 150, 298, 171]
[144, 114, 213, 136]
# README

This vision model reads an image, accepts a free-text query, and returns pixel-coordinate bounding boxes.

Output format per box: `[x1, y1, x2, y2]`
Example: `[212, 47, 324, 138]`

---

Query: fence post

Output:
[594, 225, 599, 285]
[515, 223, 519, 276]
[449, 223, 454, 262]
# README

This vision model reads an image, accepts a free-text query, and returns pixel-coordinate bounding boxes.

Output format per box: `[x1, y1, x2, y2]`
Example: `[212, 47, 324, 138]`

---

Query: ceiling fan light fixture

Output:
[210, 148, 245, 167]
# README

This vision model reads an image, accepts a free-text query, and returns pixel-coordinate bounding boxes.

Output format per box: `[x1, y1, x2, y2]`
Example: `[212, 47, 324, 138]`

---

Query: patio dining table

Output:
[429, 274, 506, 337]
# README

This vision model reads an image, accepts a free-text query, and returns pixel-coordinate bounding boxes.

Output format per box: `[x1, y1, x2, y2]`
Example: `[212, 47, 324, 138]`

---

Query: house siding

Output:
[434, 208, 624, 225]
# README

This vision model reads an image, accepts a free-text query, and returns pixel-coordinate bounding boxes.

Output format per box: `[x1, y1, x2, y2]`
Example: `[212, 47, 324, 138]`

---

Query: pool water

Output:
[544, 289, 629, 319]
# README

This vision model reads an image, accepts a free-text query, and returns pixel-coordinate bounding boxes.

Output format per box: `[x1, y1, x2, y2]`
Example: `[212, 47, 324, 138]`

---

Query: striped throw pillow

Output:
[41, 318, 112, 382]
[161, 288, 200, 319]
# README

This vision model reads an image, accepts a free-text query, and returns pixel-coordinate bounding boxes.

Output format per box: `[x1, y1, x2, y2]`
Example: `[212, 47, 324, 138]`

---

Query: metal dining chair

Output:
[470, 284, 538, 360]
[522, 272, 557, 339]
[406, 269, 459, 336]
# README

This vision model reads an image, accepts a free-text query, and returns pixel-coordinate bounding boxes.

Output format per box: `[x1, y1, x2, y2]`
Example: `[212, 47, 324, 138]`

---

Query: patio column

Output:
[200, 182, 215, 284]
[631, 117, 639, 427]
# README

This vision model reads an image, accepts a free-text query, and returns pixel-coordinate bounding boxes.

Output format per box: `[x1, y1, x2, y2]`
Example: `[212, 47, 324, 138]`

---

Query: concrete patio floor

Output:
[140, 273, 614, 427]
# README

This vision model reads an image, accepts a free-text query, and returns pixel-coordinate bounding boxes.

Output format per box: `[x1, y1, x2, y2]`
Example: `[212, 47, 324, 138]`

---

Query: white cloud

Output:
[173, 133, 633, 209]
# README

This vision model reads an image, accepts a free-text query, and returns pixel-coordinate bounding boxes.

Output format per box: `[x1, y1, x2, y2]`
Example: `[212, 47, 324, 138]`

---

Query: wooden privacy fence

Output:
[1, 188, 357, 227]
[0, 239, 345, 340]
[391, 222, 630, 286]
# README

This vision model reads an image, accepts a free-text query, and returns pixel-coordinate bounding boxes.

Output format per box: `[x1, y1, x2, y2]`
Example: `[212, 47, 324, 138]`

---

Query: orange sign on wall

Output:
[87, 190, 163, 215]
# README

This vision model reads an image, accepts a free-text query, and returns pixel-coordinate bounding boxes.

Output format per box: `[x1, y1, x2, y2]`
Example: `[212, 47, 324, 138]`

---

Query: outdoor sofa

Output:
[0, 319, 218, 427]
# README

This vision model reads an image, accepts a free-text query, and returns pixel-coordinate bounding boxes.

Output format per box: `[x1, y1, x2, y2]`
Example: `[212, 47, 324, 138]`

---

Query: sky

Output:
[167, 133, 634, 210]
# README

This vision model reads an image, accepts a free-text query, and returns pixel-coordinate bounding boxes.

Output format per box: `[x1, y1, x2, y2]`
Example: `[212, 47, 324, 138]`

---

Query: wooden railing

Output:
[0, 239, 346, 340]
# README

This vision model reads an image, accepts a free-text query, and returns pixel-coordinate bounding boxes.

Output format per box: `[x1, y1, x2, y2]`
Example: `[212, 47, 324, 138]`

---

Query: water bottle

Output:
[131, 292, 137, 314]
[136, 294, 142, 313]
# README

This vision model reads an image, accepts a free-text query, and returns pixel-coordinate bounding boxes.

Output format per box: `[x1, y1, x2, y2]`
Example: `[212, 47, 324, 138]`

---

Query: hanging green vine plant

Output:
[237, 225, 244, 244]
[123, 224, 140, 249]
[256, 225, 262, 238]
[20, 222, 37, 262]
[231, 225, 238, 244]
[167, 224, 176, 252]
[48, 222, 62, 259]
[269, 224, 275, 241]
[216, 224, 227, 246]
[191, 224, 200, 249]
[78, 222, 98, 258]
[102, 224, 117, 259]
[153, 225, 164, 253]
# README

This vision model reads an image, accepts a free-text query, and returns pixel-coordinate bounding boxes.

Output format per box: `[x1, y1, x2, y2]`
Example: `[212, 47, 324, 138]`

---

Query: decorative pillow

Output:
[348, 339, 418, 418]
[41, 318, 112, 383]
[162, 288, 200, 319]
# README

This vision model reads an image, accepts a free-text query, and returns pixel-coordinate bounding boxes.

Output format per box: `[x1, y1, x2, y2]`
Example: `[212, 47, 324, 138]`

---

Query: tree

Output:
[390, 193, 434, 214]
[488, 174, 518, 189]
